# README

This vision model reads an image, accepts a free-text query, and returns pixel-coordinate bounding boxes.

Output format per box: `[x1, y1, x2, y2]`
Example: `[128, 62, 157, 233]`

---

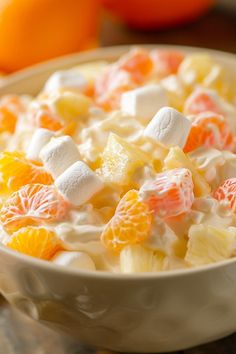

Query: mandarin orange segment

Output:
[0, 151, 53, 191]
[60, 121, 77, 137]
[34, 109, 63, 131]
[140, 168, 194, 218]
[184, 90, 222, 115]
[117, 48, 153, 83]
[164, 146, 211, 197]
[213, 178, 236, 213]
[94, 49, 153, 110]
[7, 227, 63, 260]
[0, 106, 17, 133]
[101, 189, 152, 252]
[0, 94, 25, 134]
[95, 66, 134, 110]
[0, 94, 25, 112]
[150, 50, 184, 78]
[184, 112, 234, 153]
[0, 184, 69, 232]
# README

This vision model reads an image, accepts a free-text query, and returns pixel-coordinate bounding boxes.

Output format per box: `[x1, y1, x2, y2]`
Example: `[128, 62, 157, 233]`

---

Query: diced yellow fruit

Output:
[203, 64, 236, 102]
[164, 147, 211, 197]
[74, 61, 109, 84]
[173, 237, 188, 259]
[99, 133, 149, 186]
[91, 184, 122, 210]
[53, 92, 91, 121]
[203, 65, 225, 91]
[161, 75, 187, 111]
[120, 245, 165, 273]
[79, 110, 143, 165]
[178, 53, 215, 87]
[164, 256, 189, 270]
[185, 224, 236, 266]
[136, 136, 168, 173]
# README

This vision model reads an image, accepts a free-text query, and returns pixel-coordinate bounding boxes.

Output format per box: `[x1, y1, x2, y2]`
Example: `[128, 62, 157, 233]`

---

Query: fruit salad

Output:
[1, 47, 236, 273]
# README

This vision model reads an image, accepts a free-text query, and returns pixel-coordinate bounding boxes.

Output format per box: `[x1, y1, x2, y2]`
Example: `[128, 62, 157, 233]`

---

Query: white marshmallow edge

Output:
[27, 128, 54, 161]
[43, 70, 88, 94]
[120, 84, 168, 123]
[55, 161, 104, 206]
[40, 135, 81, 179]
[144, 106, 192, 148]
[52, 251, 96, 270]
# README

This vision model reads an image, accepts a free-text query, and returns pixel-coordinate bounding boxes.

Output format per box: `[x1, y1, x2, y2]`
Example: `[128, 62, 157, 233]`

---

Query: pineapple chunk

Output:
[164, 146, 211, 197]
[178, 53, 214, 87]
[120, 245, 164, 273]
[185, 224, 236, 266]
[161, 75, 187, 111]
[52, 91, 91, 121]
[203, 64, 235, 102]
[74, 61, 108, 84]
[99, 133, 149, 186]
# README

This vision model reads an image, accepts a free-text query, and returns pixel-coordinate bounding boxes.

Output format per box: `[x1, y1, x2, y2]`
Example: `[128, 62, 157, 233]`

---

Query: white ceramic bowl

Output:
[1, 45, 236, 353]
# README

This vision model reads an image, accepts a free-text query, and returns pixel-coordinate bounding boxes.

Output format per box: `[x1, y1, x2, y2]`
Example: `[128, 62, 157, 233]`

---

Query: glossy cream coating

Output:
[0, 48, 236, 273]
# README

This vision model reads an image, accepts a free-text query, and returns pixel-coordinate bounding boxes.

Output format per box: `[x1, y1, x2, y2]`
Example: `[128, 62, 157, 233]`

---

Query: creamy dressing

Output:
[0, 49, 236, 272]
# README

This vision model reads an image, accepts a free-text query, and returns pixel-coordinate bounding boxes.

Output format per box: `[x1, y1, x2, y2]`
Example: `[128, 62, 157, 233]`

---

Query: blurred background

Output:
[0, 0, 235, 74]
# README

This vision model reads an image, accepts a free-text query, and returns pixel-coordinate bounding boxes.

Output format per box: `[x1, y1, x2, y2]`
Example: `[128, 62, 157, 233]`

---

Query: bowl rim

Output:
[2, 43, 236, 91]
[1, 43, 236, 280]
[1, 242, 236, 280]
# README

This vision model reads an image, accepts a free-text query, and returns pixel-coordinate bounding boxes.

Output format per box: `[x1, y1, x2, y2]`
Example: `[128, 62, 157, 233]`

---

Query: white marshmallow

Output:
[52, 251, 96, 270]
[55, 161, 103, 206]
[26, 128, 54, 161]
[120, 84, 168, 123]
[144, 107, 191, 148]
[40, 136, 81, 178]
[43, 70, 88, 93]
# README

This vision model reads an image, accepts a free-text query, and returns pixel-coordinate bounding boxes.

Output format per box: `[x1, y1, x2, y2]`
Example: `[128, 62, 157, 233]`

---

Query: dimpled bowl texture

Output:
[1, 46, 236, 353]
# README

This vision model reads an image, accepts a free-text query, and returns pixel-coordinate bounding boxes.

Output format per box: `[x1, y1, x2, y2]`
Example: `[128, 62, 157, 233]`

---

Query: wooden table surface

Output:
[1, 5, 236, 354]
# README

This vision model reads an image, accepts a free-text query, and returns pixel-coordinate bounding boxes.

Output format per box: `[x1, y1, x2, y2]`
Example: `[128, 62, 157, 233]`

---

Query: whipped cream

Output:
[1, 48, 236, 273]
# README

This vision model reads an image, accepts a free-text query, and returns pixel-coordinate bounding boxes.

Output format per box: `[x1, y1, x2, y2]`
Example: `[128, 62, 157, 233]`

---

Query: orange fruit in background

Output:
[0, 0, 100, 72]
[101, 0, 215, 29]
